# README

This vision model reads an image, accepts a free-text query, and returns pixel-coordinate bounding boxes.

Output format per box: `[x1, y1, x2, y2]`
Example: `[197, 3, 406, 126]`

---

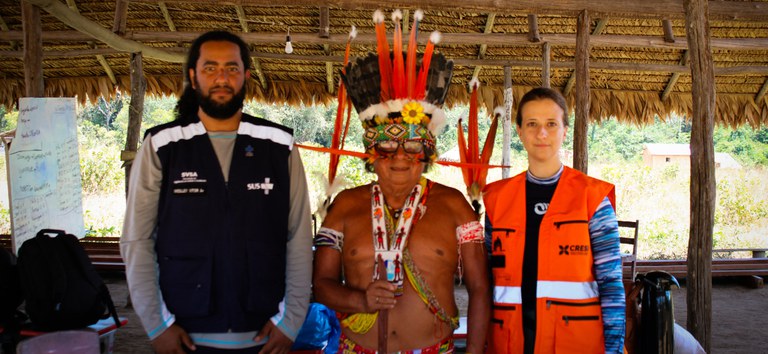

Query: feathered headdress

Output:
[341, 9, 453, 164]
[457, 78, 501, 214]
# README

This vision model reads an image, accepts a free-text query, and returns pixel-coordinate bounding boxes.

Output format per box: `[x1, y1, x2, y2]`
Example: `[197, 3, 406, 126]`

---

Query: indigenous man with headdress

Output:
[313, 9, 490, 354]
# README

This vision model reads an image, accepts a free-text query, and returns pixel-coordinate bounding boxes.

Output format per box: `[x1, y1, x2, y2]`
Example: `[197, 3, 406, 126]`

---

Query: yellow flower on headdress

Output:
[402, 101, 425, 125]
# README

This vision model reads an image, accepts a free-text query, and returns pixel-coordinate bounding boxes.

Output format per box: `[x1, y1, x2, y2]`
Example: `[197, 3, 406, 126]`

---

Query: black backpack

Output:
[0, 247, 23, 324]
[17, 229, 120, 330]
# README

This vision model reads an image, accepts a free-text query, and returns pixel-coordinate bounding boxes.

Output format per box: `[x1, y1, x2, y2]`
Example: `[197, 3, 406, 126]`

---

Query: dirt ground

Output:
[105, 275, 767, 353]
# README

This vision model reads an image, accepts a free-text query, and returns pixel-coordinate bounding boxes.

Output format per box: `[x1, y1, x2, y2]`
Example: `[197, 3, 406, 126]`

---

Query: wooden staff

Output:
[377, 256, 388, 353]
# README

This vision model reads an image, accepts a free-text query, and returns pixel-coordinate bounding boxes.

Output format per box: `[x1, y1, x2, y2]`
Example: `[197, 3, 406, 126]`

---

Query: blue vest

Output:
[146, 114, 293, 333]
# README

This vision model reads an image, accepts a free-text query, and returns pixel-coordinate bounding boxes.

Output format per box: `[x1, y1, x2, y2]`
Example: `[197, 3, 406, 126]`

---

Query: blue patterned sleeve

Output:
[589, 197, 626, 354]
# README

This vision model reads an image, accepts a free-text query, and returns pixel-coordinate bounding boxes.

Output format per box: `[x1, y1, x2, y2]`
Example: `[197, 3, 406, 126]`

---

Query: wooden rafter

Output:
[527, 14, 540, 42]
[541, 42, 550, 88]
[250, 56, 267, 90]
[25, 0, 184, 62]
[2, 30, 766, 52]
[22, 1, 44, 97]
[65, 0, 117, 85]
[129, 0, 768, 21]
[573, 9, 590, 173]
[661, 50, 689, 101]
[235, 5, 249, 33]
[663, 18, 676, 43]
[113, 0, 127, 35]
[0, 14, 17, 50]
[756, 78, 768, 103]
[321, 7, 333, 93]
[471, 13, 495, 81]
[564, 18, 608, 96]
[158, 2, 176, 32]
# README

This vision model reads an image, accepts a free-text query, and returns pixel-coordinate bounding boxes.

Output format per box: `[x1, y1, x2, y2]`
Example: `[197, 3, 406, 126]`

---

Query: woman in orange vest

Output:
[483, 87, 625, 353]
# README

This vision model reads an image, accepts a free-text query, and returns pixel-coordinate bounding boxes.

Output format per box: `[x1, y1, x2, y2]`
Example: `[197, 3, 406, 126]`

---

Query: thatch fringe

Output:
[1, 77, 765, 128]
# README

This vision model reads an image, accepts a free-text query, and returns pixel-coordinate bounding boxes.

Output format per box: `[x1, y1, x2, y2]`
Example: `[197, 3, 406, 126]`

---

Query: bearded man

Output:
[121, 30, 312, 354]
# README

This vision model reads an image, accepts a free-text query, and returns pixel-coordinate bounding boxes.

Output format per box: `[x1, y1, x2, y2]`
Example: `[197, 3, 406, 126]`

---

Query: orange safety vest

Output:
[483, 166, 615, 354]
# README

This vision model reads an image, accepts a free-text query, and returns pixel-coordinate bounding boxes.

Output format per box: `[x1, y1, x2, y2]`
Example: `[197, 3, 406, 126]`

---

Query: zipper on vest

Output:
[562, 315, 599, 325]
[553, 220, 588, 229]
[547, 300, 600, 309]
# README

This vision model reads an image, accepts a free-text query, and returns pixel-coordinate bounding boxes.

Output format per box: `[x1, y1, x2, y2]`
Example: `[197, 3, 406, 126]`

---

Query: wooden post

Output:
[573, 10, 590, 173]
[112, 0, 128, 35]
[542, 42, 551, 88]
[684, 0, 715, 351]
[22, 1, 43, 97]
[502, 65, 513, 178]
[123, 52, 146, 196]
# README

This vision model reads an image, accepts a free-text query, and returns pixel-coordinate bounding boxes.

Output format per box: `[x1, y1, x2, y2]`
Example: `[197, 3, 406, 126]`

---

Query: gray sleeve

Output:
[120, 134, 176, 340]
[269, 147, 313, 341]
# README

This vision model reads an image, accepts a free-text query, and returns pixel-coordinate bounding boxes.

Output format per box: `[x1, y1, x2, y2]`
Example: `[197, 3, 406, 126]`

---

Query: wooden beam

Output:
[95, 52, 117, 85]
[564, 18, 608, 97]
[661, 50, 689, 101]
[2, 46, 765, 76]
[159, 2, 176, 32]
[471, 13, 495, 82]
[684, 0, 715, 351]
[663, 18, 676, 43]
[542, 42, 551, 88]
[61, 1, 117, 86]
[123, 52, 146, 195]
[235, 5, 249, 33]
[1, 30, 766, 52]
[250, 56, 267, 90]
[402, 9, 409, 33]
[25, 0, 184, 63]
[113, 0, 128, 35]
[755, 78, 768, 104]
[129, 0, 768, 21]
[573, 9, 590, 173]
[527, 14, 540, 43]
[502, 65, 512, 179]
[22, 1, 44, 97]
[319, 7, 329, 38]
[324, 43, 333, 94]
[0, 15, 17, 50]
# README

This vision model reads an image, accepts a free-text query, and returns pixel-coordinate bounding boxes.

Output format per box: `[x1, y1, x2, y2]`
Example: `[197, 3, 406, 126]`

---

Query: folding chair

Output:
[618, 220, 640, 281]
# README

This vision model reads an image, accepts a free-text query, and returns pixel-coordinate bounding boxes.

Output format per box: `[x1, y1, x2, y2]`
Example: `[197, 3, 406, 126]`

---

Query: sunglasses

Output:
[374, 140, 426, 155]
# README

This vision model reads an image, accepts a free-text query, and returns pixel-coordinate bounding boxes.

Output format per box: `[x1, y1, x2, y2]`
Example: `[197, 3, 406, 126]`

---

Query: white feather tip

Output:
[392, 9, 403, 22]
[429, 31, 442, 44]
[494, 106, 506, 117]
[414, 9, 424, 21]
[349, 26, 358, 39]
[373, 10, 385, 24]
[469, 77, 480, 91]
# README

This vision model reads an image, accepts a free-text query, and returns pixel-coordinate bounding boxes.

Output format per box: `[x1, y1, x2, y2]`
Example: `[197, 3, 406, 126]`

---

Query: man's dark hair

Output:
[515, 87, 569, 128]
[175, 31, 251, 121]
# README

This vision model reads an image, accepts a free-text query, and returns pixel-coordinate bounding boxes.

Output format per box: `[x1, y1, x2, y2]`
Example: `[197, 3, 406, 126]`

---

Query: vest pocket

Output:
[489, 226, 519, 269]
[488, 305, 521, 354]
[245, 240, 285, 313]
[549, 300, 604, 353]
[158, 256, 212, 318]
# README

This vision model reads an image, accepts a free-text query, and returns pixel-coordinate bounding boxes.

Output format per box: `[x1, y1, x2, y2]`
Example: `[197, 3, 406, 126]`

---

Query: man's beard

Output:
[194, 79, 246, 120]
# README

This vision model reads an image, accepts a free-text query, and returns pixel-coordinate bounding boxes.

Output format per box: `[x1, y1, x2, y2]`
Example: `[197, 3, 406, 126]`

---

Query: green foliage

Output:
[0, 106, 18, 132]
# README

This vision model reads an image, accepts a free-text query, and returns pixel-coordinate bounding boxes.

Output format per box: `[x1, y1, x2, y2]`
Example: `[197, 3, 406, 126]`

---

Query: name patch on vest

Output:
[558, 244, 590, 256]
[173, 171, 207, 195]
[247, 177, 274, 195]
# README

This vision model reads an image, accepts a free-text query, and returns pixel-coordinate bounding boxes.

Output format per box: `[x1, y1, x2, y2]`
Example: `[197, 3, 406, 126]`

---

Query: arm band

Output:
[314, 227, 344, 252]
[457, 220, 484, 245]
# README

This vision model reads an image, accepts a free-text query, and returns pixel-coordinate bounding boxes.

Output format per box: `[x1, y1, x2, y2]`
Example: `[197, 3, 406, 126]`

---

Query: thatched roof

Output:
[1, 0, 767, 127]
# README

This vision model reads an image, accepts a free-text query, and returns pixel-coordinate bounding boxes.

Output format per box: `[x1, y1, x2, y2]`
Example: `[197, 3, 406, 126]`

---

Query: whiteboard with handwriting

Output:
[9, 97, 85, 252]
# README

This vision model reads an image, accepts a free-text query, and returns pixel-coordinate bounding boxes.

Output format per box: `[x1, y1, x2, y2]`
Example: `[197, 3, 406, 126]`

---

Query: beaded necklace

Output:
[370, 177, 428, 296]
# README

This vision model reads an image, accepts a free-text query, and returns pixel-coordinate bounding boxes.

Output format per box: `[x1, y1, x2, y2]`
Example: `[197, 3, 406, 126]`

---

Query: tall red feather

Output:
[392, 22, 406, 99]
[405, 17, 419, 98]
[375, 21, 392, 102]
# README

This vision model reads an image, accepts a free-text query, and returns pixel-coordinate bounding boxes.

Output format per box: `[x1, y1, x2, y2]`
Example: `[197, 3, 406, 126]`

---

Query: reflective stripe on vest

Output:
[494, 280, 598, 305]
